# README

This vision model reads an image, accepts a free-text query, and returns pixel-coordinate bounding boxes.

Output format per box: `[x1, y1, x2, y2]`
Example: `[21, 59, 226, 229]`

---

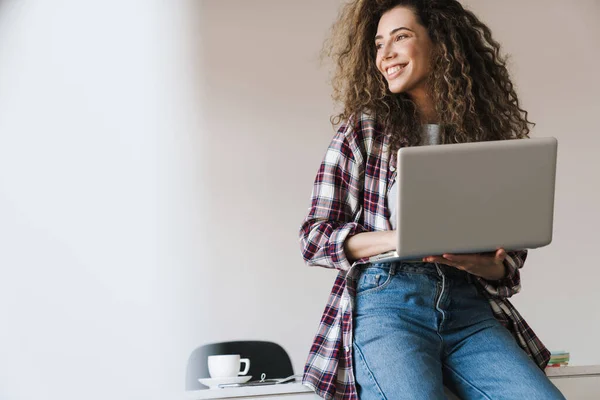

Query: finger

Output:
[442, 253, 483, 264]
[427, 256, 463, 264]
[423, 256, 467, 270]
[423, 256, 453, 265]
[495, 248, 507, 262]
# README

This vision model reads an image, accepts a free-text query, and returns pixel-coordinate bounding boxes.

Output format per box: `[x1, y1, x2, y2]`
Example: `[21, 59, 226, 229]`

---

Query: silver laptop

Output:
[369, 137, 558, 263]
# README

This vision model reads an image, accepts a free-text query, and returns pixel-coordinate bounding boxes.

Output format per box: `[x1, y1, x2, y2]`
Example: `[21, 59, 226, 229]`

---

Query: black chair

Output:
[185, 340, 295, 390]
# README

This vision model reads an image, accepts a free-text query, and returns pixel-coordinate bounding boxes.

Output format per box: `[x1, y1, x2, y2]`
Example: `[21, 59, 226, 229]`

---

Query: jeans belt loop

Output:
[389, 263, 397, 276]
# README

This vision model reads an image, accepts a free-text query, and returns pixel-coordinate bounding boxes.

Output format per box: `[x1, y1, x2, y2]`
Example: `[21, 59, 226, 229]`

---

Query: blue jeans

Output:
[353, 262, 565, 400]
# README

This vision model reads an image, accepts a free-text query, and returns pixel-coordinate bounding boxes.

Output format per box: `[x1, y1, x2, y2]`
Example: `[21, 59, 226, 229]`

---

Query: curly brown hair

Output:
[323, 0, 533, 149]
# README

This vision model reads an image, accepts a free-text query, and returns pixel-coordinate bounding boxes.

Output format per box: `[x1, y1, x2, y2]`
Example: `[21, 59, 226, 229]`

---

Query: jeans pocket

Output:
[356, 265, 392, 297]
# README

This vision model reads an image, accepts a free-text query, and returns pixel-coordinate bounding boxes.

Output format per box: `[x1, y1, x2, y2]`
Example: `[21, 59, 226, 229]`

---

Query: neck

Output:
[409, 89, 438, 124]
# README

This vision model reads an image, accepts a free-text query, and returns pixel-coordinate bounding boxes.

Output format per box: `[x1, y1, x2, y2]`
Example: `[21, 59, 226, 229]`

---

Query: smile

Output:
[386, 64, 407, 79]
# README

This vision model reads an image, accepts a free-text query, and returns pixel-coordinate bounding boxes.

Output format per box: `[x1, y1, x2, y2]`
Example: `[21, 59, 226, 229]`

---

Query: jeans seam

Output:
[354, 341, 388, 400]
[356, 270, 394, 297]
[442, 363, 492, 400]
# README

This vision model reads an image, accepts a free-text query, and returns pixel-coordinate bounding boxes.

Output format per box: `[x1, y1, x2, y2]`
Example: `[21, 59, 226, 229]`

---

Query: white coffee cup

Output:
[208, 354, 250, 378]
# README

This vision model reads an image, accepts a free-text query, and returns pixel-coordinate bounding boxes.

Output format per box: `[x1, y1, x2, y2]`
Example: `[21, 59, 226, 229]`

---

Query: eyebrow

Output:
[374, 27, 414, 41]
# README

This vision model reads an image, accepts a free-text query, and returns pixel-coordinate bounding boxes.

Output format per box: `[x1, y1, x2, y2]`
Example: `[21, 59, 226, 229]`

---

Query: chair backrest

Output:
[185, 340, 294, 390]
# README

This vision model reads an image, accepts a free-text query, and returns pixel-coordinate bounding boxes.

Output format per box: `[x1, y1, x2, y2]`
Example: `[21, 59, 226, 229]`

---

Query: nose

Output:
[381, 41, 396, 61]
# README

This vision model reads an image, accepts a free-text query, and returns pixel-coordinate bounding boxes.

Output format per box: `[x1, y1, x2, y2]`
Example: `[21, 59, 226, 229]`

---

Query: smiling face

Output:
[375, 6, 434, 98]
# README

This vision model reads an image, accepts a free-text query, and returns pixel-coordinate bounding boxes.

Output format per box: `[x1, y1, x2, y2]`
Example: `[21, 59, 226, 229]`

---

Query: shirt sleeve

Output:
[299, 122, 367, 271]
[475, 250, 527, 299]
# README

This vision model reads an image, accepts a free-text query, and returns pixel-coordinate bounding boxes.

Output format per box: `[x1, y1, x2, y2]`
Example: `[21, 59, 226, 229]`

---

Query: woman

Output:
[299, 1, 565, 399]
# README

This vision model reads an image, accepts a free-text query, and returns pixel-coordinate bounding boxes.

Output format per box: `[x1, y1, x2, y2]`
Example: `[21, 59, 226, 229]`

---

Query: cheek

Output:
[416, 46, 434, 73]
[412, 52, 430, 75]
[375, 56, 383, 73]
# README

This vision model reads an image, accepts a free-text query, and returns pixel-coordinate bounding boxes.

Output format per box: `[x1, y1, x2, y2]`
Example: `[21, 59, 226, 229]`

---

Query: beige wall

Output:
[191, 0, 343, 376]
[463, 0, 600, 362]
[195, 0, 600, 373]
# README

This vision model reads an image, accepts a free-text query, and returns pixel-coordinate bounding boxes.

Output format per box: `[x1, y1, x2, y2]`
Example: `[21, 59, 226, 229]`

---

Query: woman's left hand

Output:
[423, 248, 507, 280]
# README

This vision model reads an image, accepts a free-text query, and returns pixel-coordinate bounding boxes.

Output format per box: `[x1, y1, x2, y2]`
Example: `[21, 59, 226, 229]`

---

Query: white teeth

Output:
[387, 64, 405, 76]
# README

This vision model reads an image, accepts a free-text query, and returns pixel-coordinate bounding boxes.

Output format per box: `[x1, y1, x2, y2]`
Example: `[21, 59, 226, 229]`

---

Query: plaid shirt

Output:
[299, 113, 551, 400]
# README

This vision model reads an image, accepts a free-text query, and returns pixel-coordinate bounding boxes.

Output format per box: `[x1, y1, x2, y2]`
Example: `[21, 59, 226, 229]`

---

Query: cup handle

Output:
[238, 358, 250, 376]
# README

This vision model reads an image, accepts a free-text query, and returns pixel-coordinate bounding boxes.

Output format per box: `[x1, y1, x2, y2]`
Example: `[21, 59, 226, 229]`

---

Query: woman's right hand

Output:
[343, 230, 396, 262]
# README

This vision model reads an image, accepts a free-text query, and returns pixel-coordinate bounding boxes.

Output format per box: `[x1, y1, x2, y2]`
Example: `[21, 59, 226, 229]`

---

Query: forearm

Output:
[343, 230, 396, 262]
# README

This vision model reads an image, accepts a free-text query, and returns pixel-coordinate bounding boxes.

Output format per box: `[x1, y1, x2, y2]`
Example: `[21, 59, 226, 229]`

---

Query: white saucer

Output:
[198, 375, 252, 389]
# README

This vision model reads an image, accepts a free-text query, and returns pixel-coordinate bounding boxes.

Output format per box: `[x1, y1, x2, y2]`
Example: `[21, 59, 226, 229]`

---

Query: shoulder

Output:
[334, 112, 386, 163]
[339, 111, 382, 142]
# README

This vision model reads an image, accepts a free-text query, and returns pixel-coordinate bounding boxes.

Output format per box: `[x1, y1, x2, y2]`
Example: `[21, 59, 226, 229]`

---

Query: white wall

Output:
[0, 1, 598, 400]
[0, 1, 207, 399]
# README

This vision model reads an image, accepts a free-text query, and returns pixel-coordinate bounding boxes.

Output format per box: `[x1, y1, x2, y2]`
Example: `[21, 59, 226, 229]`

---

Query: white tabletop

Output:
[185, 383, 317, 399]
[185, 366, 600, 399]
[545, 365, 600, 378]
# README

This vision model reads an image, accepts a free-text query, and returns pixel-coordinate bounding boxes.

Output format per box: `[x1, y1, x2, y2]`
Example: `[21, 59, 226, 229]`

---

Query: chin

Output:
[387, 83, 407, 94]
[386, 76, 411, 94]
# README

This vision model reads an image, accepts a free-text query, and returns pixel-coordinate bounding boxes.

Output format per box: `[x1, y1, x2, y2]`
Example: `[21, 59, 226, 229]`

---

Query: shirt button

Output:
[390, 165, 396, 172]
